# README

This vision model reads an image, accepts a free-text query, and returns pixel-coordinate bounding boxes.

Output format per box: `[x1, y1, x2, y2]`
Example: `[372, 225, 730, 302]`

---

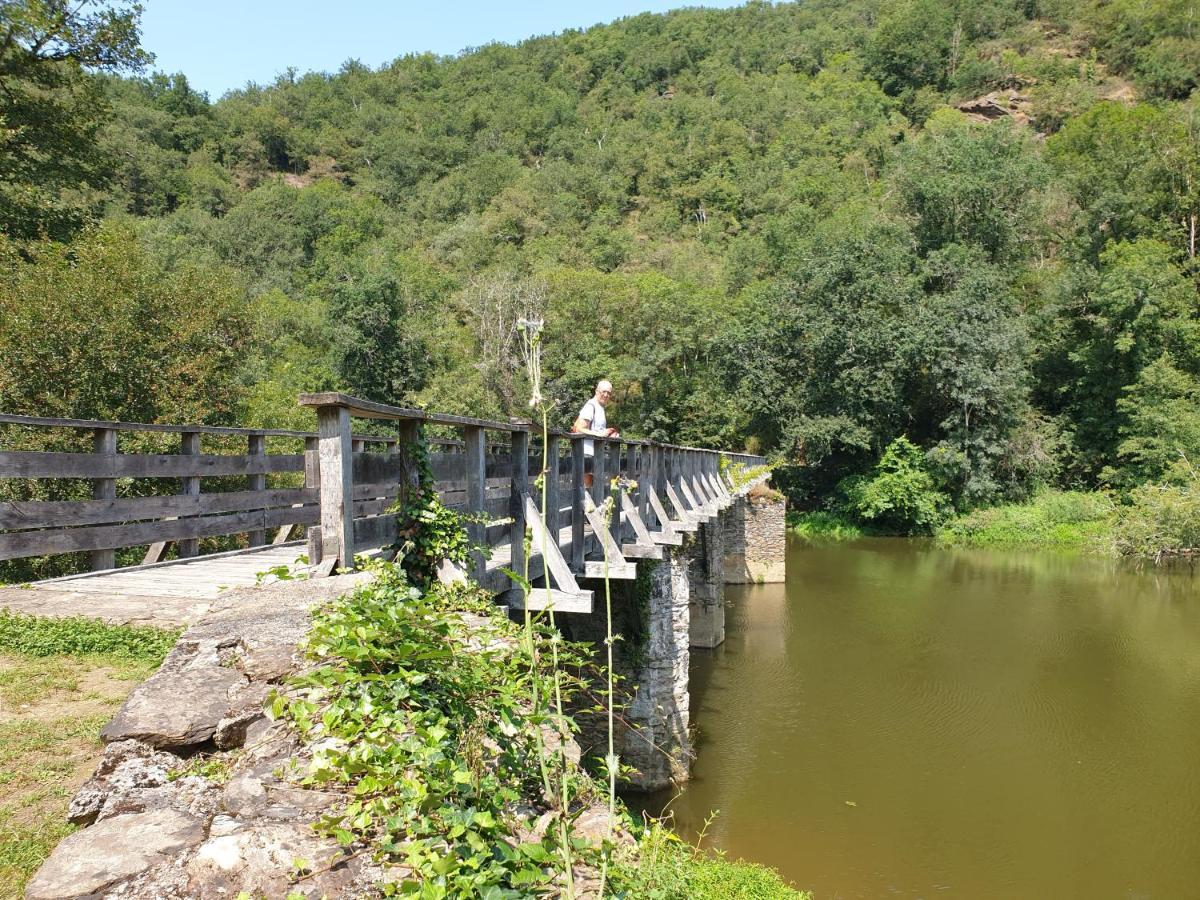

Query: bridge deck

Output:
[0, 523, 599, 628]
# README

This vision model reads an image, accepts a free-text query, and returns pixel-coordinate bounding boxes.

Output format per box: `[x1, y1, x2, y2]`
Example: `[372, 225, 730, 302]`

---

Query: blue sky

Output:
[140, 1, 745, 99]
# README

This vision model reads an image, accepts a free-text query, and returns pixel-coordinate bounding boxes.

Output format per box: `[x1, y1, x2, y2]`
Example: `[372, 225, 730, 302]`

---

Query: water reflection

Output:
[645, 537, 1200, 899]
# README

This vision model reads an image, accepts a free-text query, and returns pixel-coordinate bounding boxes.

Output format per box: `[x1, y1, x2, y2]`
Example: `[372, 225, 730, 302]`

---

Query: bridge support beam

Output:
[688, 518, 726, 649]
[722, 481, 786, 584]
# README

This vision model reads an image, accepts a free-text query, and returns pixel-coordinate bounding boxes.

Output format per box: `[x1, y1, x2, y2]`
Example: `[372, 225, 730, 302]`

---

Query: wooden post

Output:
[178, 431, 201, 558]
[645, 444, 660, 530]
[396, 420, 421, 511]
[509, 429, 529, 591]
[317, 405, 354, 571]
[571, 437, 585, 573]
[247, 432, 267, 546]
[545, 434, 561, 550]
[464, 425, 487, 583]
[612, 442, 626, 545]
[628, 444, 640, 541]
[592, 437, 607, 508]
[89, 428, 117, 571]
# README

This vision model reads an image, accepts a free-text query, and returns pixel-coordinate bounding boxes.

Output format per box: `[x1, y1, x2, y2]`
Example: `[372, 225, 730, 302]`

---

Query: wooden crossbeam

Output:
[620, 493, 662, 559]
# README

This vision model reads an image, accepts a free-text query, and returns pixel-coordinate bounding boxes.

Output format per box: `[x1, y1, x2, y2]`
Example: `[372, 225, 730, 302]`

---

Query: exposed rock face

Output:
[101, 664, 244, 748]
[27, 573, 383, 900]
[957, 90, 1032, 125]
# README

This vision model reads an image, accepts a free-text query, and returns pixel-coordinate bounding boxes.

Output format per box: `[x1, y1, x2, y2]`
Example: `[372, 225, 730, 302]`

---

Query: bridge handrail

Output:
[0, 398, 766, 585]
[298, 393, 766, 596]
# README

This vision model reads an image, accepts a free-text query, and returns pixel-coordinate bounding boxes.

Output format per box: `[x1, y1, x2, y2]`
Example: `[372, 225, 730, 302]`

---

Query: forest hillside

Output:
[3, 0, 1200, 522]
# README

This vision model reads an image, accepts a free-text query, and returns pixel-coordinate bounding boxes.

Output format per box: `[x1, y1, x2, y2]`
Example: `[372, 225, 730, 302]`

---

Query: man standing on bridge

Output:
[573, 379, 619, 489]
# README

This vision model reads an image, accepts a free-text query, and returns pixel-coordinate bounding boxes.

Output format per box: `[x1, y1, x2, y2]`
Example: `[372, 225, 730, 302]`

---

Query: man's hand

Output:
[605, 427, 620, 437]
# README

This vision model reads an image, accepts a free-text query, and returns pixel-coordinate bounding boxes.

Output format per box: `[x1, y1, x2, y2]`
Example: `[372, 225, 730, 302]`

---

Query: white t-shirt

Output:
[578, 397, 606, 457]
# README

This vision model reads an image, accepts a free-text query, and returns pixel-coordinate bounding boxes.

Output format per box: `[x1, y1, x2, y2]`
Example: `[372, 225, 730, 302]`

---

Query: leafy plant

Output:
[838, 437, 950, 534]
[274, 563, 599, 897]
[388, 428, 488, 590]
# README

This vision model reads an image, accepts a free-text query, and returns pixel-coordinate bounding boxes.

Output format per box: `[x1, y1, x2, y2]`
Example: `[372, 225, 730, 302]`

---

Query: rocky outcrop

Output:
[957, 90, 1032, 126]
[27, 573, 387, 900]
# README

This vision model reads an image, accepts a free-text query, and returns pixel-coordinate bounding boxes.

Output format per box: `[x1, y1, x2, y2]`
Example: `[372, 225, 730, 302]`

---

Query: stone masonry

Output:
[722, 481, 787, 584]
[687, 518, 725, 649]
[622, 548, 692, 790]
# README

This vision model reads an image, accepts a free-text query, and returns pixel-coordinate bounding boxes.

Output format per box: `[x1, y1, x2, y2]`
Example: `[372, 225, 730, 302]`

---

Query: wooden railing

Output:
[0, 402, 766, 603]
[297, 393, 766, 612]
[0, 414, 395, 574]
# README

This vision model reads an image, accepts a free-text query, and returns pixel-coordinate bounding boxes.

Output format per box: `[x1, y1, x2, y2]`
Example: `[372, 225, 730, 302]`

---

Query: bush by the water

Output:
[838, 438, 950, 535]
[1111, 463, 1200, 562]
[611, 821, 808, 899]
[787, 511, 865, 542]
[936, 491, 1114, 550]
[275, 562, 802, 896]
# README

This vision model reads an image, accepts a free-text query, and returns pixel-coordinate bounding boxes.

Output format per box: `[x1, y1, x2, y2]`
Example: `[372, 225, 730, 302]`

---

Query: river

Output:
[641, 536, 1200, 898]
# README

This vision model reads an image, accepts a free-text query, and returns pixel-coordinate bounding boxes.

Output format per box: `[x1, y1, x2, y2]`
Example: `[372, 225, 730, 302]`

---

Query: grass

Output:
[787, 510, 866, 542]
[611, 821, 809, 899]
[0, 614, 173, 897]
[0, 611, 179, 661]
[935, 490, 1115, 551]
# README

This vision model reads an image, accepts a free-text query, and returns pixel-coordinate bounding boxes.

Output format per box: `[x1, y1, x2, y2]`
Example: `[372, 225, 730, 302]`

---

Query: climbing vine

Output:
[388, 426, 486, 590]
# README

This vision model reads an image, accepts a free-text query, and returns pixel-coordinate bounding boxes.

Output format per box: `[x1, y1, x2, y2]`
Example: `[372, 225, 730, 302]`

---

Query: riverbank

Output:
[0, 613, 177, 896]
[17, 567, 803, 899]
[935, 491, 1114, 551]
[789, 491, 1117, 553]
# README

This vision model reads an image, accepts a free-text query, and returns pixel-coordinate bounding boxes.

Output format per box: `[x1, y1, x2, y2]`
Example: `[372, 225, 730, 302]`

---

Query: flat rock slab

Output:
[101, 664, 245, 748]
[24, 808, 205, 899]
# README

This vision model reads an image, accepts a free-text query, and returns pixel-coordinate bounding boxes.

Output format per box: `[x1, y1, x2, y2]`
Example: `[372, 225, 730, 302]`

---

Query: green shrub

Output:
[936, 490, 1114, 550]
[1112, 464, 1200, 562]
[610, 821, 807, 899]
[839, 437, 949, 534]
[0, 612, 178, 662]
[787, 510, 865, 542]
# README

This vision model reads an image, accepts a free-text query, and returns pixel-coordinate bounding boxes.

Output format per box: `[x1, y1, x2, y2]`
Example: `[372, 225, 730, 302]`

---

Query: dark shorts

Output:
[584, 456, 594, 474]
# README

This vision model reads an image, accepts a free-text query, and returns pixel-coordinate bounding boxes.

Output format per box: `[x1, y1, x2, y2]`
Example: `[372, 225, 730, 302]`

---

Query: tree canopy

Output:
[3, 0, 1200, 527]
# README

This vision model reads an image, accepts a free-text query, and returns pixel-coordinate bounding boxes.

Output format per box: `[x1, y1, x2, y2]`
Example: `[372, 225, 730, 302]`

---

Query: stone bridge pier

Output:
[565, 478, 786, 793]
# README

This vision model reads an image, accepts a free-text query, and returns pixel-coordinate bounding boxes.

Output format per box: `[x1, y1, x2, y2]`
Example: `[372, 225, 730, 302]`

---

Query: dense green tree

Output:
[1113, 354, 1200, 486]
[0, 222, 248, 423]
[0, 0, 149, 239]
[1038, 239, 1200, 478]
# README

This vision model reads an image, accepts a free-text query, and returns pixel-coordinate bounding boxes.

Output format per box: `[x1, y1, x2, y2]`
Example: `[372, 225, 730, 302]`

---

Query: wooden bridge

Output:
[0, 395, 765, 623]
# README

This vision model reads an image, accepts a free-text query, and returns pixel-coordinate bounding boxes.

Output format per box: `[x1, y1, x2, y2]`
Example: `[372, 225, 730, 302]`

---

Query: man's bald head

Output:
[595, 380, 613, 405]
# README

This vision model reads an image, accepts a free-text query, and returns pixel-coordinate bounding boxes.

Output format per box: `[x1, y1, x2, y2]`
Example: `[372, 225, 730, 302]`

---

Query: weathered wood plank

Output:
[0, 450, 305, 479]
[247, 434, 267, 547]
[464, 426, 487, 583]
[0, 488, 316, 529]
[523, 494, 581, 595]
[0, 412, 395, 443]
[509, 431, 529, 591]
[352, 513, 399, 553]
[0, 506, 318, 561]
[503, 587, 592, 614]
[298, 392, 523, 431]
[178, 431, 201, 559]
[570, 438, 585, 573]
[317, 405, 355, 571]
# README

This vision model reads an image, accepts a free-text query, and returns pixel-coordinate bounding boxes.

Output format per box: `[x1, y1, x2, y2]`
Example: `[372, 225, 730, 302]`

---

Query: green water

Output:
[649, 536, 1200, 899]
